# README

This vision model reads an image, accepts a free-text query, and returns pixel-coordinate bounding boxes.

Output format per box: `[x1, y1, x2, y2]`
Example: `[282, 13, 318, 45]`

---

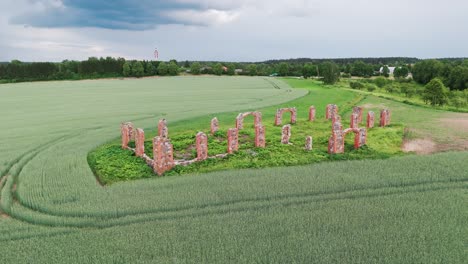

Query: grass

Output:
[0, 76, 466, 263]
[90, 80, 404, 184]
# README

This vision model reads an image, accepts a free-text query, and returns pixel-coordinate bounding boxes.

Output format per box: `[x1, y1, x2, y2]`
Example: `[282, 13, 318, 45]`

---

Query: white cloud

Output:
[165, 9, 240, 26]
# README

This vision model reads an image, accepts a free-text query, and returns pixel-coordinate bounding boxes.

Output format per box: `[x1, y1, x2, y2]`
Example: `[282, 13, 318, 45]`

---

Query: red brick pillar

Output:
[332, 114, 341, 125]
[120, 122, 133, 149]
[211, 117, 219, 135]
[275, 109, 283, 126]
[236, 113, 244, 129]
[227, 128, 239, 154]
[135, 128, 145, 157]
[305, 136, 313, 151]
[367, 111, 375, 128]
[255, 124, 266, 148]
[353, 106, 363, 123]
[380, 109, 391, 127]
[308, 106, 316, 121]
[281, 124, 291, 144]
[158, 119, 168, 138]
[354, 128, 367, 149]
[350, 113, 359, 129]
[153, 137, 174, 176]
[196, 132, 208, 161]
[290, 108, 297, 124]
[329, 120, 344, 154]
[253, 111, 262, 127]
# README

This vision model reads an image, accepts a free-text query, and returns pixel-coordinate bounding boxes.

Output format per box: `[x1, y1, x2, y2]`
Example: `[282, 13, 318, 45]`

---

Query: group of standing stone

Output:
[121, 105, 391, 175]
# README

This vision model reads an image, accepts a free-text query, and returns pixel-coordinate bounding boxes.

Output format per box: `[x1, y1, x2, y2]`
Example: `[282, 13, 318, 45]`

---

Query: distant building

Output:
[379, 66, 395, 75]
[222, 66, 228, 72]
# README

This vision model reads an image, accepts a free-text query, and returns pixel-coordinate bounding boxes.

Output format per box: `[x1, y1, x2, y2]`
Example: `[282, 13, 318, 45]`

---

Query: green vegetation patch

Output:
[90, 79, 404, 184]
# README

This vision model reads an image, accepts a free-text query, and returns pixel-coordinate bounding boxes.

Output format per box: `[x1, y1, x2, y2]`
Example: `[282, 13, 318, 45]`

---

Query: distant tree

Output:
[422, 78, 449, 106]
[351, 60, 373, 77]
[184, 60, 190, 68]
[167, 61, 179, 76]
[190, 62, 201, 75]
[394, 66, 409, 78]
[382, 66, 390, 77]
[321, 61, 340, 84]
[157, 62, 168, 76]
[132, 61, 144, 77]
[412, 60, 443, 84]
[213, 63, 224, 75]
[145, 61, 157, 76]
[123, 61, 132, 77]
[278, 62, 289, 76]
[302, 63, 315, 78]
[446, 66, 468, 91]
[226, 63, 235, 75]
[374, 77, 387, 88]
[247, 64, 257, 76]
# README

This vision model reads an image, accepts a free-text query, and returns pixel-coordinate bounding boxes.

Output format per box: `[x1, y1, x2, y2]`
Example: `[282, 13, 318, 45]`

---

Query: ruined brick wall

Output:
[255, 124, 266, 148]
[211, 117, 219, 135]
[281, 124, 291, 144]
[350, 113, 359, 129]
[309, 106, 316, 121]
[352, 106, 363, 123]
[196, 132, 208, 161]
[135, 128, 145, 157]
[153, 136, 174, 176]
[275, 108, 297, 126]
[367, 111, 375, 129]
[158, 119, 168, 138]
[120, 122, 133, 149]
[305, 136, 313, 151]
[236, 111, 262, 130]
[380, 109, 391, 127]
[227, 128, 239, 154]
[326, 104, 338, 120]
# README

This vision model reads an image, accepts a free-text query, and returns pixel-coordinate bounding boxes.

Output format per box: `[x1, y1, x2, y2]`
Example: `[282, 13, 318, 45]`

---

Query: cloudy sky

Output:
[0, 0, 467, 62]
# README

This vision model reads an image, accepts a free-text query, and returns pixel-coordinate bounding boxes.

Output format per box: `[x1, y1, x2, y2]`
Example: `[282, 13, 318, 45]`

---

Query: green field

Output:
[0, 77, 466, 263]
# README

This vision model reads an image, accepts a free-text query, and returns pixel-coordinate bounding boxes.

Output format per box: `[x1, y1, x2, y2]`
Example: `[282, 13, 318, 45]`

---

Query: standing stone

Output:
[153, 136, 174, 176]
[253, 111, 262, 127]
[274, 109, 283, 126]
[326, 104, 338, 120]
[352, 106, 363, 123]
[281, 124, 291, 144]
[305, 136, 313, 151]
[196, 132, 208, 161]
[211, 117, 219, 135]
[328, 130, 344, 154]
[255, 124, 266, 148]
[236, 113, 244, 129]
[135, 128, 145, 157]
[309, 106, 316, 121]
[290, 107, 297, 124]
[350, 113, 359, 129]
[158, 119, 168, 138]
[367, 111, 375, 129]
[380, 109, 391, 127]
[227, 128, 239, 154]
[354, 128, 367, 149]
[120, 122, 133, 149]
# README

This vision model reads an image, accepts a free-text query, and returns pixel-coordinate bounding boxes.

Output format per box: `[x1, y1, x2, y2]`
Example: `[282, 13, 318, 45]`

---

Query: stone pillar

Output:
[354, 128, 367, 149]
[236, 113, 244, 130]
[255, 124, 266, 148]
[305, 136, 313, 151]
[352, 106, 363, 123]
[380, 109, 391, 127]
[211, 117, 219, 135]
[135, 128, 145, 157]
[308, 106, 316, 121]
[326, 104, 338, 120]
[290, 108, 297, 124]
[153, 137, 174, 176]
[253, 111, 262, 127]
[196, 132, 208, 161]
[120, 123, 131, 149]
[227, 128, 239, 154]
[274, 109, 283, 126]
[332, 114, 341, 125]
[367, 111, 375, 129]
[350, 113, 359, 129]
[158, 119, 168, 138]
[328, 130, 344, 154]
[281, 124, 291, 144]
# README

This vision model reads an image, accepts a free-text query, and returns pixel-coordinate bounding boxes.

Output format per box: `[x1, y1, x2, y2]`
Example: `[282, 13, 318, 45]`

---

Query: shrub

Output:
[350, 81, 365, 90]
[367, 85, 377, 92]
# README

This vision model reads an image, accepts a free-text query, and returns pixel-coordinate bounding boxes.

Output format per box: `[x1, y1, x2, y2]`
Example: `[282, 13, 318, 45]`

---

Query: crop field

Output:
[0, 77, 466, 263]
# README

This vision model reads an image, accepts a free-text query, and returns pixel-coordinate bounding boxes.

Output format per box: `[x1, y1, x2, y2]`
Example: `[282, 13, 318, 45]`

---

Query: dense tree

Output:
[351, 61, 374, 77]
[374, 77, 387, 88]
[320, 62, 340, 85]
[157, 62, 168, 76]
[382, 66, 390, 77]
[213, 63, 224, 76]
[278, 62, 289, 76]
[226, 63, 235, 75]
[190, 62, 201, 75]
[167, 61, 179, 76]
[446, 66, 468, 91]
[302, 63, 315, 78]
[247, 64, 257, 76]
[412, 60, 444, 84]
[422, 78, 449, 106]
[132, 61, 144, 77]
[122, 61, 132, 77]
[394, 66, 409, 78]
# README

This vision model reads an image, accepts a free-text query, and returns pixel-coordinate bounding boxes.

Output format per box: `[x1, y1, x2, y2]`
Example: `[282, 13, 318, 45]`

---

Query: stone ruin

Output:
[380, 109, 391, 127]
[367, 111, 375, 129]
[236, 111, 262, 129]
[326, 104, 339, 120]
[309, 106, 316, 121]
[120, 106, 391, 175]
[275, 108, 297, 126]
